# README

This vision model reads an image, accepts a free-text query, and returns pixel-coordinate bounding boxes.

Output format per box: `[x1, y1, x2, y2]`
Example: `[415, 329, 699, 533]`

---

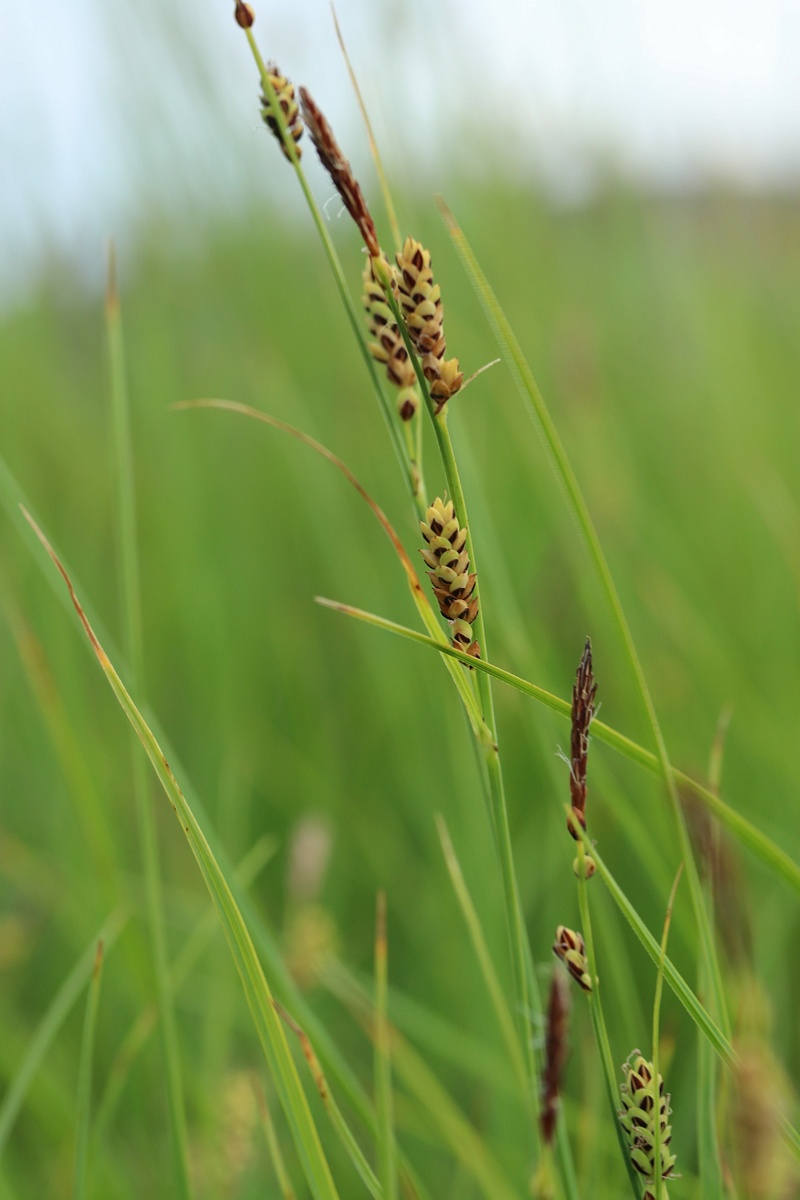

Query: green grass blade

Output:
[438, 198, 729, 1042]
[374, 893, 397, 1200]
[275, 1002, 383, 1200]
[106, 244, 193, 1200]
[435, 816, 528, 1104]
[0, 911, 126, 1160]
[318, 600, 800, 895]
[22, 510, 341, 1200]
[650, 869, 683, 1200]
[254, 1078, 298, 1200]
[92, 836, 276, 1145]
[325, 962, 521, 1200]
[73, 940, 104, 1200]
[0, 452, 377, 1153]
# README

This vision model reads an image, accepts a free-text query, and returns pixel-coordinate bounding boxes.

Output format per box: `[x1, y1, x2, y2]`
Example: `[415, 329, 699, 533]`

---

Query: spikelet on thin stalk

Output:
[259, 64, 304, 161]
[395, 237, 463, 413]
[618, 1052, 679, 1199]
[540, 966, 570, 1147]
[299, 87, 380, 257]
[419, 497, 480, 659]
[552, 925, 592, 993]
[362, 257, 419, 421]
[567, 637, 597, 878]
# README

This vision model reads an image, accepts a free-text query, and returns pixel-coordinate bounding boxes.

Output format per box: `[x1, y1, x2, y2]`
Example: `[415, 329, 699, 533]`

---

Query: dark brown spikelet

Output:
[259, 64, 303, 161]
[568, 636, 596, 839]
[299, 88, 380, 257]
[234, 1, 255, 28]
[362, 257, 418, 420]
[540, 967, 570, 1147]
[396, 236, 463, 413]
[420, 497, 480, 659]
[552, 925, 592, 992]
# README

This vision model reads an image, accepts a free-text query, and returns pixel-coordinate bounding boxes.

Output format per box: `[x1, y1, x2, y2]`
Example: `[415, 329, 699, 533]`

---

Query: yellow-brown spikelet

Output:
[618, 1053, 679, 1199]
[420, 497, 480, 659]
[362, 258, 419, 421]
[552, 925, 592, 992]
[396, 237, 463, 412]
[259, 64, 303, 161]
[299, 88, 380, 257]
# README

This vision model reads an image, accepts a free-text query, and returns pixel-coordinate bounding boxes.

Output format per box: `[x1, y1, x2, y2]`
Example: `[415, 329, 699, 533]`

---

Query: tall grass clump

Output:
[1, 4, 800, 1199]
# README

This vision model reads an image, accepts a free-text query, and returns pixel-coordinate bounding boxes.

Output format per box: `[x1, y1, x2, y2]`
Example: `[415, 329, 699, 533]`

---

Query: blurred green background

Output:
[2, 4, 800, 1195]
[2, 179, 799, 1197]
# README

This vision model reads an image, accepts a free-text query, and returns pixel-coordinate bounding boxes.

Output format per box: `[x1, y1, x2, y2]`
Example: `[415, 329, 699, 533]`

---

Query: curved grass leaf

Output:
[317, 600, 800, 895]
[21, 508, 341, 1200]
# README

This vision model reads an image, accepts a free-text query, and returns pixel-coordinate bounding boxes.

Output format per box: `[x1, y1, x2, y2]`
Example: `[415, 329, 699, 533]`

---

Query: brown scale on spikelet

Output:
[299, 88, 380, 257]
[420, 497, 480, 658]
[362, 257, 419, 420]
[618, 1053, 679, 1199]
[552, 925, 592, 992]
[259, 64, 303, 161]
[396, 237, 463, 413]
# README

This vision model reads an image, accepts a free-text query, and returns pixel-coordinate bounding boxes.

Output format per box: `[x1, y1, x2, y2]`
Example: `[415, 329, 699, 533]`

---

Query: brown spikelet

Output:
[362, 257, 419, 421]
[568, 637, 596, 839]
[540, 967, 570, 1146]
[396, 236, 463, 413]
[420, 497, 480, 659]
[260, 64, 303, 161]
[234, 1, 255, 28]
[552, 925, 592, 992]
[299, 88, 380, 257]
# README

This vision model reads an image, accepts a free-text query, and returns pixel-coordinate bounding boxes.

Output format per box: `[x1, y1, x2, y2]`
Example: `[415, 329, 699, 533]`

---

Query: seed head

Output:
[552, 925, 592, 992]
[395, 237, 463, 413]
[618, 1053, 678, 1197]
[420, 497, 480, 659]
[568, 637, 596, 839]
[259, 65, 303, 161]
[234, 1, 255, 28]
[299, 88, 379, 257]
[362, 257, 419, 421]
[540, 967, 570, 1146]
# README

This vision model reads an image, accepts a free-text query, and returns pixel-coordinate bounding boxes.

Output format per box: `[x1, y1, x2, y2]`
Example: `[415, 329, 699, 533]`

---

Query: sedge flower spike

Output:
[420, 497, 480, 659]
[362, 257, 419, 420]
[619, 1053, 679, 1199]
[259, 64, 304, 160]
[396, 237, 463, 413]
[552, 925, 592, 992]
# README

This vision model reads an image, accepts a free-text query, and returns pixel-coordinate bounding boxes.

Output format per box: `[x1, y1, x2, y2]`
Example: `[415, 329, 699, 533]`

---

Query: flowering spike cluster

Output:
[396, 237, 463, 412]
[540, 968, 570, 1147]
[420, 498, 480, 659]
[259, 65, 303, 161]
[568, 636, 596, 837]
[619, 1054, 678, 1198]
[299, 88, 380, 257]
[362, 258, 419, 421]
[552, 925, 592, 992]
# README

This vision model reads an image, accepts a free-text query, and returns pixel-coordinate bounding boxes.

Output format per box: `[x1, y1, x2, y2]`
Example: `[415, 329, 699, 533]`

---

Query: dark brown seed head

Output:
[420, 498, 480, 659]
[234, 1, 255, 27]
[568, 637, 596, 839]
[299, 88, 379, 257]
[540, 967, 570, 1146]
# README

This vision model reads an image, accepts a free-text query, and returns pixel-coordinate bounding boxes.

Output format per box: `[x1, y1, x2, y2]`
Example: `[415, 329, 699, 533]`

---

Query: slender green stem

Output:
[375, 893, 397, 1200]
[651, 870, 682, 1200]
[106, 255, 193, 1200]
[440, 201, 730, 1044]
[576, 849, 640, 1199]
[73, 941, 104, 1200]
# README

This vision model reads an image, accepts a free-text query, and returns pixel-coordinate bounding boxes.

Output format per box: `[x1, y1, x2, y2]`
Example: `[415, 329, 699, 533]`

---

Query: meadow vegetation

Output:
[1, 16, 800, 1197]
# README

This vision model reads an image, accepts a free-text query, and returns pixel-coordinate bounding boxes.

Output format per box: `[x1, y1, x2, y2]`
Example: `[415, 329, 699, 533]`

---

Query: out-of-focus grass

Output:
[1, 184, 799, 1197]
